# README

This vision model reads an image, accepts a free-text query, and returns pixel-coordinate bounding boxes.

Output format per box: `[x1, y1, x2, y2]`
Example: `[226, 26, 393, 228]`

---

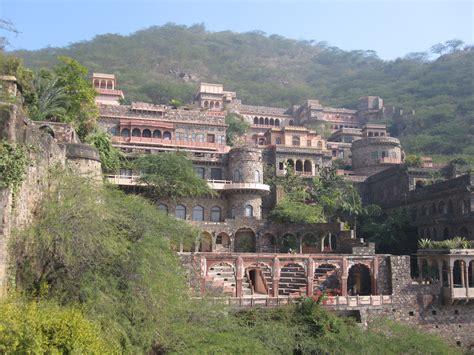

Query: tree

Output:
[53, 56, 98, 138]
[85, 129, 121, 173]
[445, 39, 464, 53]
[0, 19, 18, 50]
[26, 73, 71, 121]
[225, 113, 250, 146]
[134, 152, 215, 198]
[268, 198, 325, 224]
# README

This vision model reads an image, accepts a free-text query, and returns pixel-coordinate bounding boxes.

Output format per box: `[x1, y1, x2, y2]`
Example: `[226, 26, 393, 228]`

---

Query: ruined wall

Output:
[0, 98, 102, 296]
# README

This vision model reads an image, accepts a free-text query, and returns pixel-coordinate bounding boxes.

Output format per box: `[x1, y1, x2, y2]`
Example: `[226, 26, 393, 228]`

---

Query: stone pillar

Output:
[448, 264, 454, 299]
[272, 257, 280, 297]
[417, 258, 424, 284]
[307, 258, 314, 296]
[211, 232, 216, 252]
[200, 255, 207, 296]
[230, 233, 235, 253]
[372, 257, 379, 295]
[236, 256, 244, 298]
[341, 257, 348, 296]
[437, 260, 443, 285]
[298, 233, 303, 254]
[464, 260, 469, 299]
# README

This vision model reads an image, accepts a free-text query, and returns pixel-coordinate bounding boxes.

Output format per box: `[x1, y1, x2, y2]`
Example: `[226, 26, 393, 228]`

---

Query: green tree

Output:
[53, 56, 98, 138]
[225, 113, 250, 146]
[85, 128, 121, 173]
[134, 152, 215, 198]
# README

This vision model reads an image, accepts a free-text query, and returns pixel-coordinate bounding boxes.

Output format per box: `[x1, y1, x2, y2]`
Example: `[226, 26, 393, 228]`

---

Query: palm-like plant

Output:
[28, 75, 71, 121]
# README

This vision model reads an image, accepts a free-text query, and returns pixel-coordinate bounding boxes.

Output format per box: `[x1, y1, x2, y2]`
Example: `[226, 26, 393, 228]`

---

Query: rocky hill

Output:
[13, 24, 474, 159]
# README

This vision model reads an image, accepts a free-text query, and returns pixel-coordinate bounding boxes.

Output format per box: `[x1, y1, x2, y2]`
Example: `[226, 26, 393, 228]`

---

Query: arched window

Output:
[194, 167, 205, 179]
[230, 206, 236, 219]
[254, 117, 258, 124]
[175, 205, 186, 219]
[275, 119, 280, 126]
[289, 119, 294, 126]
[295, 160, 303, 172]
[94, 80, 100, 88]
[259, 117, 264, 125]
[264, 117, 269, 125]
[121, 128, 130, 137]
[204, 101, 209, 108]
[244, 205, 253, 217]
[215, 101, 220, 108]
[210, 102, 215, 109]
[276, 138, 282, 145]
[254, 170, 260, 183]
[142, 129, 151, 138]
[163, 131, 172, 140]
[233, 170, 241, 182]
[106, 81, 113, 89]
[153, 130, 162, 138]
[292, 136, 300, 146]
[304, 160, 312, 173]
[270, 118, 274, 126]
[158, 204, 168, 214]
[109, 127, 118, 136]
[210, 206, 221, 222]
[132, 128, 141, 137]
[192, 206, 204, 221]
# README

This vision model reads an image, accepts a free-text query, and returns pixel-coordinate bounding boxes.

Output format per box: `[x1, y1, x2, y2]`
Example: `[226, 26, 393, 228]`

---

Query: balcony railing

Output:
[379, 157, 401, 164]
[112, 136, 227, 151]
[106, 175, 143, 186]
[207, 180, 270, 192]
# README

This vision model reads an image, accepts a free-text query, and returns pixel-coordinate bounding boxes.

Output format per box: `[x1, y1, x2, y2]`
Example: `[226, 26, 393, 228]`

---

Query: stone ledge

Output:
[65, 143, 101, 162]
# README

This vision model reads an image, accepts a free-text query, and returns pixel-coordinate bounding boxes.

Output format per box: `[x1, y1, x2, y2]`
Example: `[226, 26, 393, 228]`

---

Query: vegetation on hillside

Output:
[225, 112, 250, 146]
[12, 24, 474, 158]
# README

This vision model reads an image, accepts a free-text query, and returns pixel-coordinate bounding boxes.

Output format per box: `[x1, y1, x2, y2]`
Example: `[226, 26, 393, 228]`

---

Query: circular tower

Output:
[226, 147, 270, 219]
[351, 125, 403, 176]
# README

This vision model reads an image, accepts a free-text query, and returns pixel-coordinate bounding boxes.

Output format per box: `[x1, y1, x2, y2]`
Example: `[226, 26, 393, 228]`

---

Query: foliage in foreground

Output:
[0, 297, 111, 354]
[7, 173, 457, 353]
[0, 140, 31, 194]
[225, 113, 250, 146]
[85, 128, 121, 172]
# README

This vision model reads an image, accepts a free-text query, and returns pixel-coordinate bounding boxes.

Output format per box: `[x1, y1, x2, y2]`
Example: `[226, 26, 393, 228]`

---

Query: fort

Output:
[1, 74, 473, 348]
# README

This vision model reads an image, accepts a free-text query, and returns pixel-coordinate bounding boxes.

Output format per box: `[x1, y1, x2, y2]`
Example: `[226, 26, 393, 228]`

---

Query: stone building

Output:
[94, 76, 473, 348]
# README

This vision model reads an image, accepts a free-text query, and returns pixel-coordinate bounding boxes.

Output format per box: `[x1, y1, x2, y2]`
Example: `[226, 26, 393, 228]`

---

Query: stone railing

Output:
[207, 180, 271, 193]
[106, 175, 143, 186]
[195, 295, 393, 308]
[111, 136, 227, 152]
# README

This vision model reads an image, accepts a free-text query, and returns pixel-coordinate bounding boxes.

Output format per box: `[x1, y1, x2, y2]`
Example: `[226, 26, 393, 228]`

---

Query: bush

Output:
[0, 297, 112, 353]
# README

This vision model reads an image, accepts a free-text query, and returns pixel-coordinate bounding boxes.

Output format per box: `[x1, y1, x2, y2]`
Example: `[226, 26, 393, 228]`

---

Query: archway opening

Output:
[304, 160, 312, 174]
[302, 233, 319, 254]
[234, 228, 256, 252]
[279, 233, 298, 253]
[247, 268, 268, 295]
[260, 233, 277, 253]
[347, 264, 372, 295]
[199, 232, 212, 252]
[453, 260, 466, 288]
[215, 232, 230, 252]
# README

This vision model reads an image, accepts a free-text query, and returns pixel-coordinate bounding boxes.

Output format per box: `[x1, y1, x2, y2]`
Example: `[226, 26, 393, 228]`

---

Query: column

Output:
[448, 259, 454, 299]
[236, 256, 244, 298]
[437, 260, 443, 286]
[341, 257, 348, 296]
[464, 260, 469, 299]
[272, 257, 280, 297]
[372, 257, 379, 295]
[298, 233, 303, 254]
[307, 258, 315, 296]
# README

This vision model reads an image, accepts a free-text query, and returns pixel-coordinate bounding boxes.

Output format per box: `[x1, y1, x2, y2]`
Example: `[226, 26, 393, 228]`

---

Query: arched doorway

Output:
[453, 260, 466, 288]
[234, 228, 256, 252]
[199, 232, 212, 252]
[279, 233, 298, 253]
[347, 264, 372, 295]
[260, 233, 277, 253]
[302, 233, 319, 253]
[246, 267, 270, 295]
[215, 232, 230, 252]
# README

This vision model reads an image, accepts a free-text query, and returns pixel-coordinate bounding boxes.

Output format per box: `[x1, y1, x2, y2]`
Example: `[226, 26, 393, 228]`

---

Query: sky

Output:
[1, 0, 473, 60]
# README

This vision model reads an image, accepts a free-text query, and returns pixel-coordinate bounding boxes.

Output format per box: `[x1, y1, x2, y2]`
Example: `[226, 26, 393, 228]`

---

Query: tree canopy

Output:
[133, 152, 215, 198]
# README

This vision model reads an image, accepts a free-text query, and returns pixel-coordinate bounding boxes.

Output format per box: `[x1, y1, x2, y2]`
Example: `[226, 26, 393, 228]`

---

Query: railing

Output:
[207, 180, 271, 192]
[379, 157, 401, 164]
[106, 175, 143, 186]
[193, 295, 393, 308]
[112, 136, 227, 151]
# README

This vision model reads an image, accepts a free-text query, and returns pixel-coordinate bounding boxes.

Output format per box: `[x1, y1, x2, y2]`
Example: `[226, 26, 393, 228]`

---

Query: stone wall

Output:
[0, 98, 102, 296]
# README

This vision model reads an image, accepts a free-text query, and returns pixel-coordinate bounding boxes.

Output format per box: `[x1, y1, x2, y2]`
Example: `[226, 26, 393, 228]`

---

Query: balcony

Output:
[112, 136, 227, 152]
[207, 180, 270, 194]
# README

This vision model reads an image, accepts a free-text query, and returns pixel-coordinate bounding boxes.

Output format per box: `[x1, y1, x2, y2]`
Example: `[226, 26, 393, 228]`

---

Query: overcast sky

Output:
[1, 0, 473, 59]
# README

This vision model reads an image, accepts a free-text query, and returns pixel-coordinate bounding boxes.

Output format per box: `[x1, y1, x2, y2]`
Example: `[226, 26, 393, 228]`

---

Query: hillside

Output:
[13, 24, 474, 158]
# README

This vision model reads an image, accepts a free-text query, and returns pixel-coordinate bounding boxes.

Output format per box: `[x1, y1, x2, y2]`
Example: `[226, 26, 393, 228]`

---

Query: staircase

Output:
[262, 268, 273, 295]
[278, 264, 307, 296]
[313, 265, 338, 293]
[206, 263, 236, 296]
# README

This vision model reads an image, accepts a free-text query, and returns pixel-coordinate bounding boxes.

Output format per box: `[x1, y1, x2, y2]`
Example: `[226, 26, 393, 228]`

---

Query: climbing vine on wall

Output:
[0, 140, 30, 194]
